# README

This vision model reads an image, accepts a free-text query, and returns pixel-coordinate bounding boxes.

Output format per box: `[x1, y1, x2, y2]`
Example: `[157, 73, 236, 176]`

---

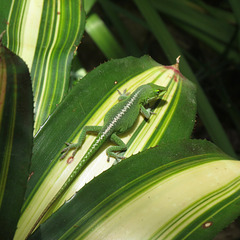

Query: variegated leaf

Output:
[30, 139, 240, 240]
[0, 36, 33, 239]
[15, 56, 196, 239]
[0, 0, 85, 134]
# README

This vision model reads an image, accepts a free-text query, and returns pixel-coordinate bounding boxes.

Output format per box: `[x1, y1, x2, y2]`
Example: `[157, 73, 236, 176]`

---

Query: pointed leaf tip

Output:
[172, 55, 181, 71]
[176, 55, 181, 64]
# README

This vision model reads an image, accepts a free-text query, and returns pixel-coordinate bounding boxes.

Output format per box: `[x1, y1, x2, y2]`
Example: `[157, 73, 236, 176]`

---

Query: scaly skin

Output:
[28, 83, 167, 237]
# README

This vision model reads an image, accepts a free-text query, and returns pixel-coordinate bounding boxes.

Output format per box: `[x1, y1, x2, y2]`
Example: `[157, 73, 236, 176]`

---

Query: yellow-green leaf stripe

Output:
[5, 0, 85, 134]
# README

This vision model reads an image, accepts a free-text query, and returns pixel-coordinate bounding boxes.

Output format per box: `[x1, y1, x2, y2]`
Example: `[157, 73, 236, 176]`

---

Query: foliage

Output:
[0, 0, 239, 239]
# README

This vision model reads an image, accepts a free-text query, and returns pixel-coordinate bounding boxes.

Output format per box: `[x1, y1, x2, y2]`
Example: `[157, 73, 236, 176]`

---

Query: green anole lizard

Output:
[28, 83, 167, 237]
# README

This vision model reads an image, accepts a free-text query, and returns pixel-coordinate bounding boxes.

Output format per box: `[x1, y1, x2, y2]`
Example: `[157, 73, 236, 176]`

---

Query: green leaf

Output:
[229, 0, 240, 49]
[151, 0, 239, 61]
[99, 0, 142, 57]
[0, 35, 33, 239]
[15, 56, 196, 239]
[0, 0, 86, 134]
[30, 139, 240, 240]
[134, 0, 237, 158]
[85, 13, 127, 59]
[84, 0, 97, 14]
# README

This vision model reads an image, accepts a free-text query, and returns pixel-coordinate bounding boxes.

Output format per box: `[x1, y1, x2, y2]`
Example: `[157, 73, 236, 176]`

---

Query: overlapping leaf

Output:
[30, 139, 240, 240]
[0, 37, 33, 239]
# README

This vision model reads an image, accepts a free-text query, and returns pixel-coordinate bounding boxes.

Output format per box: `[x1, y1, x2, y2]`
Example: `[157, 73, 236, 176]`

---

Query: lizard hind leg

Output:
[117, 89, 130, 101]
[60, 125, 102, 160]
[107, 133, 127, 164]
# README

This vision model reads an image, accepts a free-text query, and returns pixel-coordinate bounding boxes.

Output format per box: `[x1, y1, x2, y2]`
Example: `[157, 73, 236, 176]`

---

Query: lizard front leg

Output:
[61, 126, 102, 160]
[107, 133, 127, 163]
[140, 105, 155, 119]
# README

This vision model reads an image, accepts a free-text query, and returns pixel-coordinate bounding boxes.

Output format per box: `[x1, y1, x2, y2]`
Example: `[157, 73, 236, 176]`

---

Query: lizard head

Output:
[142, 83, 167, 104]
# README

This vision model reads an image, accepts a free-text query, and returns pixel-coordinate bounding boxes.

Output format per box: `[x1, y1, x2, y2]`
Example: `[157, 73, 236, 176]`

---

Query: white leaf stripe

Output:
[155, 175, 240, 239]
[145, 78, 182, 147]
[124, 69, 181, 156]
[72, 159, 240, 240]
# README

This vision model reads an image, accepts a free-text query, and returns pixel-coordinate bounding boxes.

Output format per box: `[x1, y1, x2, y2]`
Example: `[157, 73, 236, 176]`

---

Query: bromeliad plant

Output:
[0, 1, 240, 240]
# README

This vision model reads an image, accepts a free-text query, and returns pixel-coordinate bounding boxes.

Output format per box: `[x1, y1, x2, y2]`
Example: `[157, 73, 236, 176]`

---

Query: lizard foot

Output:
[146, 108, 156, 116]
[60, 142, 77, 160]
[107, 154, 126, 165]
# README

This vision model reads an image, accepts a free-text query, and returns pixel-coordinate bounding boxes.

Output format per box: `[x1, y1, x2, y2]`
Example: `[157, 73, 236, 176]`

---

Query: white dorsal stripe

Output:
[83, 90, 141, 160]
[103, 90, 141, 135]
